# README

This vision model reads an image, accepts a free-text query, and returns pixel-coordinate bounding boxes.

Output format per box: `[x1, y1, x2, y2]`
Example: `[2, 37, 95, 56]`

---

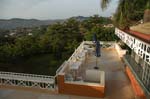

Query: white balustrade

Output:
[115, 28, 150, 65]
[0, 41, 117, 91]
[0, 71, 55, 90]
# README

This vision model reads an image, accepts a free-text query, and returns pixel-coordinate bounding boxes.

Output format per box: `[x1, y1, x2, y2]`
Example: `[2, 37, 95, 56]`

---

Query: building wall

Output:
[125, 66, 146, 99]
[57, 75, 105, 98]
[129, 50, 150, 92]
[115, 28, 150, 65]
[116, 28, 150, 98]
[115, 43, 127, 58]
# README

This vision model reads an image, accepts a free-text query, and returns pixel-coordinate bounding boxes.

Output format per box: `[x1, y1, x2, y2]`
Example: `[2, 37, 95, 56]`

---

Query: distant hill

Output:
[71, 16, 89, 21]
[0, 18, 64, 30]
[0, 16, 90, 30]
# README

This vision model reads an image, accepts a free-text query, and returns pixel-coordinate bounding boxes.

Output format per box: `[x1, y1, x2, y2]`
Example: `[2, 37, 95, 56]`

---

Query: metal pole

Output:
[96, 56, 97, 67]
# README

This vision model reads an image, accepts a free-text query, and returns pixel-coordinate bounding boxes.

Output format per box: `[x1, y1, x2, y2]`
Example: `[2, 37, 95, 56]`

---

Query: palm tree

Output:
[101, 0, 110, 11]
[101, 0, 149, 29]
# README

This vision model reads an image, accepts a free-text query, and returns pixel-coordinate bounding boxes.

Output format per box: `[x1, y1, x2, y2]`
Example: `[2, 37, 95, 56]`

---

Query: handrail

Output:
[123, 55, 150, 93]
[0, 71, 55, 84]
[0, 71, 54, 79]
[56, 61, 67, 74]
[0, 71, 56, 90]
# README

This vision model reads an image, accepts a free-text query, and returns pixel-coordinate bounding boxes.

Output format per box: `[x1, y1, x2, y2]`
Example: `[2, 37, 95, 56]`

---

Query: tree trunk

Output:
[144, 9, 150, 23]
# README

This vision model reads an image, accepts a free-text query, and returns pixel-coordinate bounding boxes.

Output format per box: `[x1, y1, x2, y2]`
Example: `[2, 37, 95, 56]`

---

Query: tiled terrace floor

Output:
[0, 49, 135, 99]
[93, 49, 135, 99]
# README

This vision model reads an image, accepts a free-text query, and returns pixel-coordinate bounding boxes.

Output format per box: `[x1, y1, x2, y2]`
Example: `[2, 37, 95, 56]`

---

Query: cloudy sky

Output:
[0, 0, 119, 20]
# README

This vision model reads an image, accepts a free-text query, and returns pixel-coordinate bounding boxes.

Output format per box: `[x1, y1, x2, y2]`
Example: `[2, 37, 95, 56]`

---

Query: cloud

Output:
[0, 0, 118, 19]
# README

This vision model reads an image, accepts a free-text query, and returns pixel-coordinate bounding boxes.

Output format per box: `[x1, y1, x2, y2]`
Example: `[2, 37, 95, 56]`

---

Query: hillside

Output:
[0, 18, 64, 30]
[0, 16, 90, 30]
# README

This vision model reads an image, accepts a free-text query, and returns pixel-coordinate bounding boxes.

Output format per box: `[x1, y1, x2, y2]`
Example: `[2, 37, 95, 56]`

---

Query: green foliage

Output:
[146, 1, 150, 9]
[82, 15, 117, 41]
[0, 15, 117, 75]
[32, 26, 47, 36]
[81, 15, 111, 31]
[101, 0, 110, 10]
[101, 0, 149, 29]
[84, 26, 117, 41]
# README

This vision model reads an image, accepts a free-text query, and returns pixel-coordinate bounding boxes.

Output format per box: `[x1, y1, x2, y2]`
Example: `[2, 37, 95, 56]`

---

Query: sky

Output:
[0, 0, 119, 20]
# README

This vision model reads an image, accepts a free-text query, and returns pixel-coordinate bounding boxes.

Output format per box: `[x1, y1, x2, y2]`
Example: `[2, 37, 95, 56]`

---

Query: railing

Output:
[115, 28, 150, 65]
[0, 71, 55, 90]
[0, 41, 121, 91]
[56, 61, 67, 74]
[124, 55, 150, 93]
[0, 41, 85, 91]
[124, 55, 143, 80]
[84, 41, 116, 48]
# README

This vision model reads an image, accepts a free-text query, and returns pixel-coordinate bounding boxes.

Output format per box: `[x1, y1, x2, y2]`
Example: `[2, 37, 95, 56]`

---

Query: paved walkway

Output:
[0, 88, 101, 99]
[90, 49, 135, 99]
[0, 49, 135, 99]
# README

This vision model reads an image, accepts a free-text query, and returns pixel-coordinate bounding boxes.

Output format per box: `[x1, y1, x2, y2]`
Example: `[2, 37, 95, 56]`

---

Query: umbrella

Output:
[92, 34, 101, 69]
[95, 41, 101, 57]
[94, 41, 101, 69]
[93, 33, 97, 43]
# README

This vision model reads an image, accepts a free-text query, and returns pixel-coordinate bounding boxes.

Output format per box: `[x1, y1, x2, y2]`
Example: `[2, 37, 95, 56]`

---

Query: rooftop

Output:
[122, 23, 150, 43]
[130, 22, 150, 35]
[89, 48, 134, 99]
[0, 42, 135, 99]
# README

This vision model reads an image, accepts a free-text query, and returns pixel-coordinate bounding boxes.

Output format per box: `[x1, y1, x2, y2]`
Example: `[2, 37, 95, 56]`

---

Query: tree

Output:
[101, 0, 110, 11]
[101, 0, 150, 29]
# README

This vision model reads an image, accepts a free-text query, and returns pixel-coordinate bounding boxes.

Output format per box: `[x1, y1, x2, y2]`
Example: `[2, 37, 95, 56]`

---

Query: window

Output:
[141, 43, 143, 49]
[143, 53, 145, 60]
[147, 47, 150, 53]
[144, 45, 146, 51]
[146, 55, 149, 62]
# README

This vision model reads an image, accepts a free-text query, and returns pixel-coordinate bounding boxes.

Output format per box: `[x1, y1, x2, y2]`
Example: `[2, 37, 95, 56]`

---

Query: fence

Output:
[0, 71, 55, 90]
